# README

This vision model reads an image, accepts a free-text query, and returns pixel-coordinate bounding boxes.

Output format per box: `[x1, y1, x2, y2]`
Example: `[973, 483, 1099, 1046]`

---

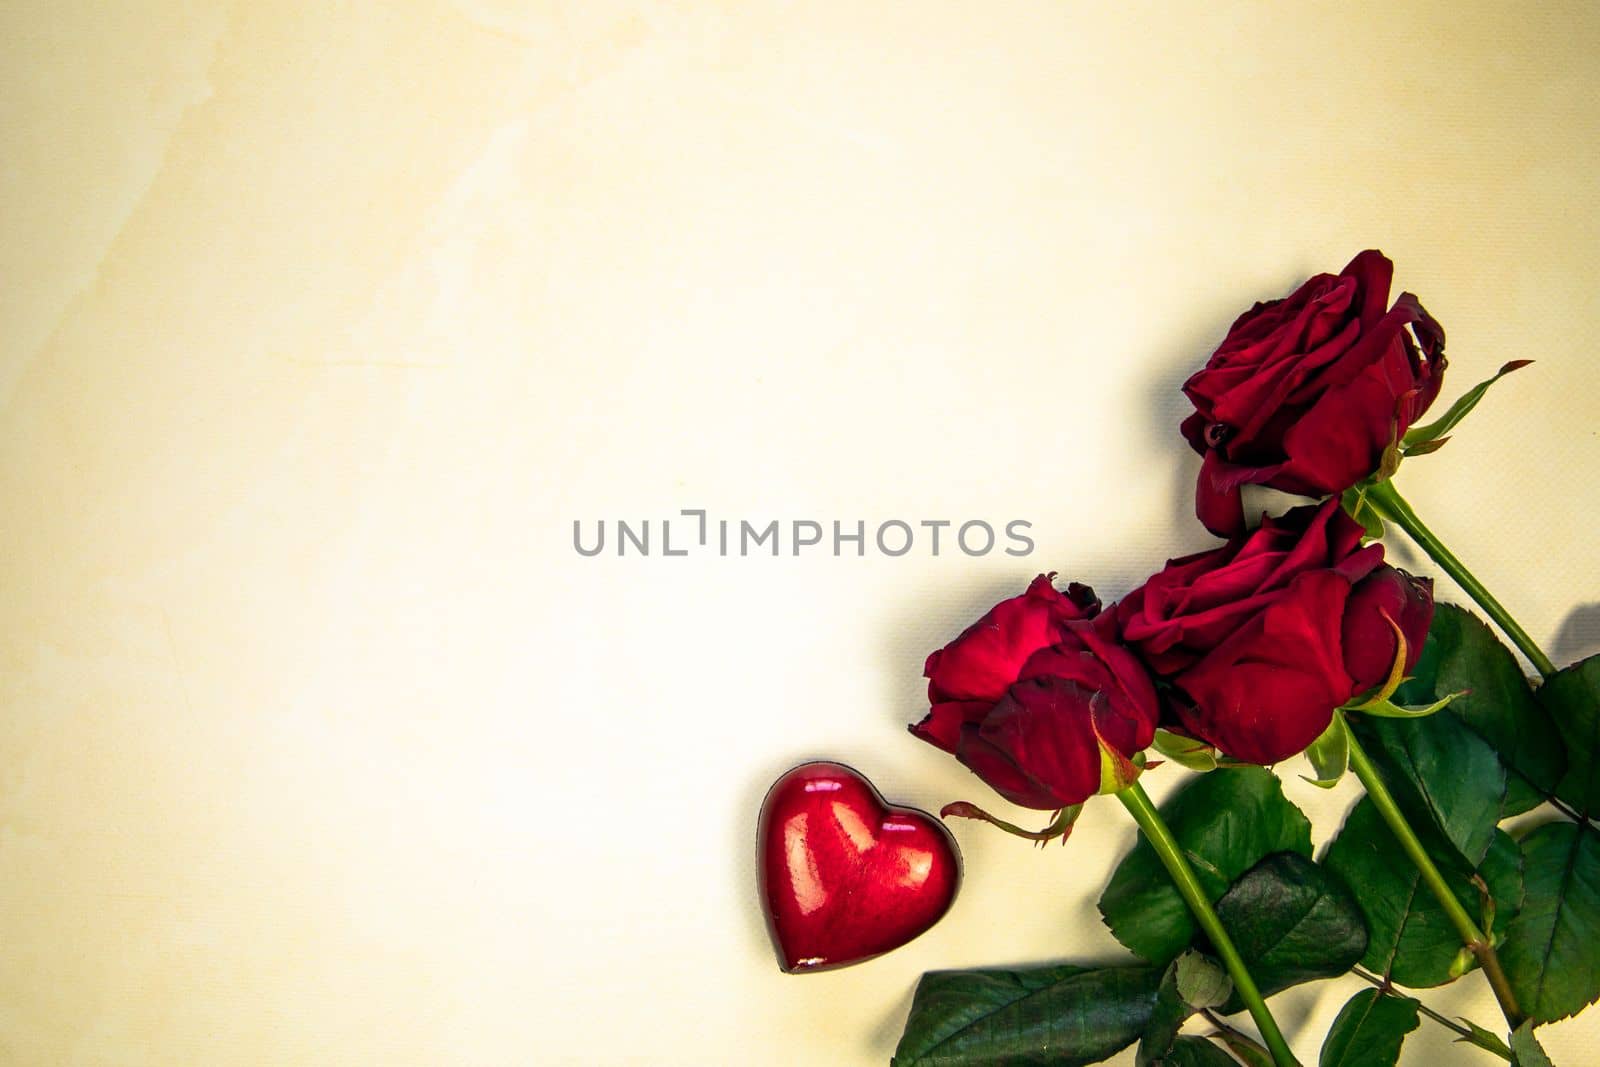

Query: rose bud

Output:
[912, 601, 1159, 810]
[1118, 498, 1433, 765]
[1181, 250, 1446, 536]
[1342, 565, 1434, 697]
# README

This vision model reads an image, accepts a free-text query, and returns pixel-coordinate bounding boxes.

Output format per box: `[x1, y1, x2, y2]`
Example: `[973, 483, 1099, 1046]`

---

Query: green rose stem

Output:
[1116, 781, 1302, 1067]
[1343, 725, 1526, 1028]
[1363, 479, 1556, 678]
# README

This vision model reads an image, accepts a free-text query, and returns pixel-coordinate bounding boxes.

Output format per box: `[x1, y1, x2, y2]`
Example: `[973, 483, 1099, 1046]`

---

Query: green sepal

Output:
[1402, 360, 1533, 451]
[1097, 728, 1145, 795]
[1153, 728, 1219, 772]
[1341, 485, 1386, 540]
[1348, 613, 1412, 710]
[940, 801, 1082, 847]
[1376, 430, 1404, 482]
[1402, 435, 1451, 457]
[1302, 713, 1350, 788]
[1350, 693, 1460, 719]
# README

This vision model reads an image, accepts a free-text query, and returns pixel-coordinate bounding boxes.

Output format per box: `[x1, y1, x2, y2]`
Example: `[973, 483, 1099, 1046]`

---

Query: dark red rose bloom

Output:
[1181, 250, 1446, 536]
[911, 578, 1158, 810]
[1117, 499, 1433, 764]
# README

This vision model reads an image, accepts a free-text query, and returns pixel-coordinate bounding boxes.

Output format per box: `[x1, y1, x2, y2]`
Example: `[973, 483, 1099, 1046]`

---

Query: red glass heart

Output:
[758, 761, 961, 973]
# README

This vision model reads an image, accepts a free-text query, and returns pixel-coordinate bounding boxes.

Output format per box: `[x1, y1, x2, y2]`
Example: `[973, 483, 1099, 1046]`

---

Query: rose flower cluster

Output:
[912, 251, 1443, 799]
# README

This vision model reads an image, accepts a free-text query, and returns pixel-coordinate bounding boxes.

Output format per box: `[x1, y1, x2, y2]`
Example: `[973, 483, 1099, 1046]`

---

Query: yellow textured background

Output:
[2, 3, 1597, 1063]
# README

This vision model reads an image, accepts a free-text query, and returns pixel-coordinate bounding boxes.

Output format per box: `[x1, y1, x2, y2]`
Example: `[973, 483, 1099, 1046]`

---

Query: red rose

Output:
[1181, 250, 1446, 536]
[1117, 499, 1433, 764]
[911, 577, 1158, 809]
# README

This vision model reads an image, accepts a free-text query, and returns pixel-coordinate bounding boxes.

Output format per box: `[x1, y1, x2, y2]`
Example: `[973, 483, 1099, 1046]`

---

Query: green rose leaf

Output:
[892, 963, 1161, 1067]
[1538, 653, 1600, 817]
[1348, 709, 1505, 868]
[1318, 988, 1420, 1067]
[1162, 1036, 1239, 1066]
[1211, 852, 1367, 1011]
[1171, 950, 1231, 1009]
[1136, 952, 1230, 1067]
[1509, 1020, 1556, 1067]
[1099, 768, 1312, 964]
[1499, 821, 1600, 1024]
[1395, 603, 1565, 816]
[1323, 797, 1524, 988]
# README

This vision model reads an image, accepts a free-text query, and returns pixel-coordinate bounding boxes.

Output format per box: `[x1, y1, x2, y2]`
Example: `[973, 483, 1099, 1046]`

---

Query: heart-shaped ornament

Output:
[758, 761, 961, 973]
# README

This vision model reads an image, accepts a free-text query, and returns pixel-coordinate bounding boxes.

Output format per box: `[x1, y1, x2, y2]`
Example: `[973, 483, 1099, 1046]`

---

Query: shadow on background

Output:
[1552, 602, 1600, 668]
